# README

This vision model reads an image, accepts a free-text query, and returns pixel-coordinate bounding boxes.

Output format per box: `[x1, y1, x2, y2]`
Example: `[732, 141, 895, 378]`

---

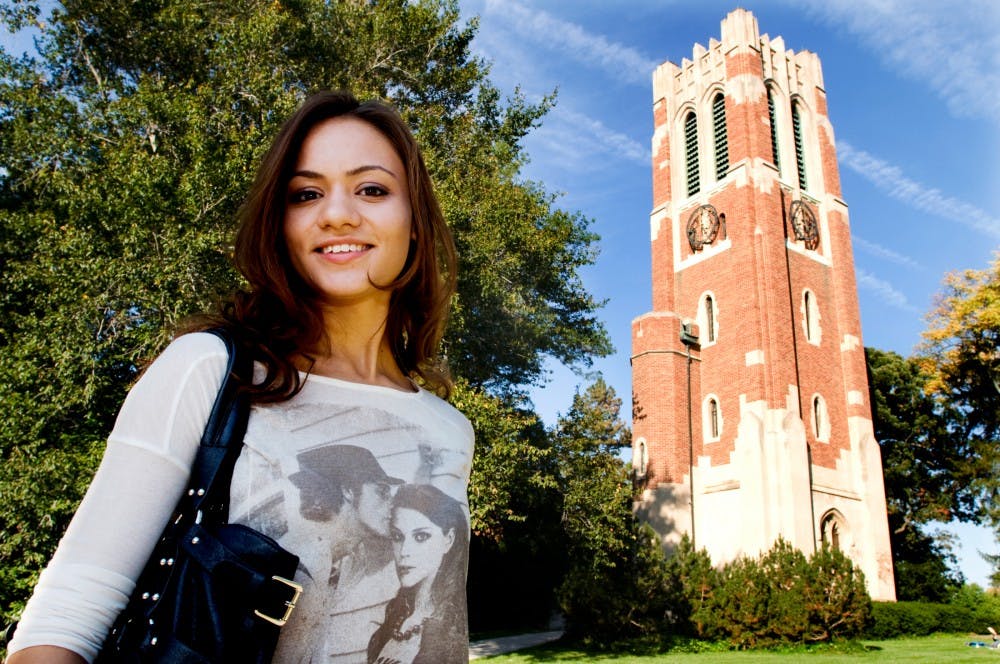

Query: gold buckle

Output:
[254, 575, 303, 627]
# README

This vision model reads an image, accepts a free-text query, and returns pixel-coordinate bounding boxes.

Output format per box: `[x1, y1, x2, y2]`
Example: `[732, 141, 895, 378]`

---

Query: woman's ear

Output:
[443, 528, 455, 552]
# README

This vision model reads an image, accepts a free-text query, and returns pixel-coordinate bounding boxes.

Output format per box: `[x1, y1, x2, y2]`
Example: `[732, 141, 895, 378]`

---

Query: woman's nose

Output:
[318, 188, 360, 228]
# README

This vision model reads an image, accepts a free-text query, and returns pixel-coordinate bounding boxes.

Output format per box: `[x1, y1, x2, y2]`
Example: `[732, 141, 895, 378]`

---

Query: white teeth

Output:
[322, 244, 366, 254]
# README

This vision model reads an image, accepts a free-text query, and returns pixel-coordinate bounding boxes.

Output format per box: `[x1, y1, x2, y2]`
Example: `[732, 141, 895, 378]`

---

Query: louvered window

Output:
[712, 94, 728, 180]
[684, 111, 700, 196]
[793, 103, 808, 189]
[767, 89, 780, 171]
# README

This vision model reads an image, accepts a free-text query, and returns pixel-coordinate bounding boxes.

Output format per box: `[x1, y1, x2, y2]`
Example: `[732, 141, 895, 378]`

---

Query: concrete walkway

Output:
[469, 630, 563, 660]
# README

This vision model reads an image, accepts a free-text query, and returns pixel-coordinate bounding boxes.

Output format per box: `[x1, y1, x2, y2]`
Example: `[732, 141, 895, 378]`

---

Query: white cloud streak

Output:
[524, 106, 649, 174]
[850, 235, 922, 271]
[482, 0, 659, 86]
[789, 0, 1000, 124]
[855, 268, 919, 312]
[838, 140, 1000, 240]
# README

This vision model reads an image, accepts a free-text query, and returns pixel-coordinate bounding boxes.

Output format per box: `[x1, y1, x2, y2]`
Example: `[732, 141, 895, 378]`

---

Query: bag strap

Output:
[182, 327, 253, 525]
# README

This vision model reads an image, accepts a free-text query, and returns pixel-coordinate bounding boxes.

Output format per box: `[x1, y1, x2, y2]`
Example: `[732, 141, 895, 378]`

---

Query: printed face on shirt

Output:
[390, 507, 455, 588]
[283, 116, 413, 308]
[354, 481, 397, 538]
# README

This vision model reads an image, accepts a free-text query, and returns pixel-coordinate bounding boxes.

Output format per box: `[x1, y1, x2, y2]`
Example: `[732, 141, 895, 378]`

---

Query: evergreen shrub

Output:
[668, 537, 871, 648]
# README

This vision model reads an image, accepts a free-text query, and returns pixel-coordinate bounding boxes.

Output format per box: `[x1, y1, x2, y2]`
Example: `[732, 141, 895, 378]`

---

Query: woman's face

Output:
[390, 507, 455, 588]
[283, 117, 413, 308]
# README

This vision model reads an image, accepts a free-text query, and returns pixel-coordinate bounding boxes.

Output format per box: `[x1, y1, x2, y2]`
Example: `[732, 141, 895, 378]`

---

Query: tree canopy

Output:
[919, 255, 1000, 449]
[0, 0, 610, 620]
[866, 347, 970, 599]
[918, 254, 1000, 581]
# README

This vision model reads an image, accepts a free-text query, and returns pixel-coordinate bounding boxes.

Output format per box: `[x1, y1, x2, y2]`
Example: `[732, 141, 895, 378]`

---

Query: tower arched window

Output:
[804, 291, 813, 339]
[705, 295, 715, 343]
[792, 102, 808, 190]
[702, 395, 722, 443]
[634, 438, 648, 477]
[812, 394, 830, 442]
[684, 111, 700, 196]
[821, 511, 848, 551]
[802, 289, 821, 345]
[712, 93, 729, 181]
[767, 88, 780, 173]
[698, 292, 718, 345]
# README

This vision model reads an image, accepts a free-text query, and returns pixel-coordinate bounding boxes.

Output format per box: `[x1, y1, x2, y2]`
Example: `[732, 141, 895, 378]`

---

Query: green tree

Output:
[553, 378, 676, 642]
[910, 255, 1000, 583]
[0, 0, 610, 621]
[555, 377, 633, 573]
[865, 347, 967, 600]
[919, 256, 1000, 535]
[920, 255, 1000, 439]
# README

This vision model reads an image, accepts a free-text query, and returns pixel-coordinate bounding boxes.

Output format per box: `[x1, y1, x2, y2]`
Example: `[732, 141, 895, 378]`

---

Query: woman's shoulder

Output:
[163, 329, 230, 359]
[124, 331, 230, 408]
[417, 389, 474, 440]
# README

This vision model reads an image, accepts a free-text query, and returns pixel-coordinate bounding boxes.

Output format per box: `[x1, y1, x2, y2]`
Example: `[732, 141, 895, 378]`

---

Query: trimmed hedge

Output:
[868, 601, 975, 638]
[868, 586, 1000, 639]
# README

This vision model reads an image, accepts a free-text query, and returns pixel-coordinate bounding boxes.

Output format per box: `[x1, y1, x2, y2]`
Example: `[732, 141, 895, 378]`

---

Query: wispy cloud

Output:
[555, 107, 649, 165]
[855, 268, 919, 313]
[525, 106, 649, 174]
[838, 140, 1000, 240]
[789, 0, 1000, 124]
[481, 0, 659, 86]
[850, 235, 922, 271]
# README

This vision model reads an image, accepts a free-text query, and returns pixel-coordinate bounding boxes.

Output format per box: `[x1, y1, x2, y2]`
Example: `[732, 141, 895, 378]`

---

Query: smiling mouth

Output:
[320, 243, 370, 254]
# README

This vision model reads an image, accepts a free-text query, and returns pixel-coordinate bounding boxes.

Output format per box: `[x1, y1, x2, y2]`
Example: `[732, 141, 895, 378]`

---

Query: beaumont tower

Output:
[630, 8, 895, 600]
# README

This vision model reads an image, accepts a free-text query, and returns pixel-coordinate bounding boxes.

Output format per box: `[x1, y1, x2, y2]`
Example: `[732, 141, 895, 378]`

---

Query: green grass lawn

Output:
[480, 634, 1000, 663]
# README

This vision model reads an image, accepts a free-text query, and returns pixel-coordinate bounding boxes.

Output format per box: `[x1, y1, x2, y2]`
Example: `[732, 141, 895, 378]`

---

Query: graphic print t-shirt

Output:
[7, 333, 473, 664]
[228, 369, 474, 663]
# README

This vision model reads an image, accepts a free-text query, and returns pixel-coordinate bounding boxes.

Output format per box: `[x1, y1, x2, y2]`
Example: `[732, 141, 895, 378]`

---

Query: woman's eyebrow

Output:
[347, 164, 398, 179]
[290, 165, 398, 180]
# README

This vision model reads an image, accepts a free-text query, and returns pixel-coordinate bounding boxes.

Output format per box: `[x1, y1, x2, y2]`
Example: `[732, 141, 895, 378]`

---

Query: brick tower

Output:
[631, 9, 895, 600]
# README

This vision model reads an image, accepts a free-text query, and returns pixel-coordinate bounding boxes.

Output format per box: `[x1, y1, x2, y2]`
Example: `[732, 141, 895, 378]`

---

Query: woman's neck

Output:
[411, 579, 435, 619]
[300, 300, 412, 391]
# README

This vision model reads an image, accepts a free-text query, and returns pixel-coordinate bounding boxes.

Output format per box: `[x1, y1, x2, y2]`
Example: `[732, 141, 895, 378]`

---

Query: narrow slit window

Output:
[804, 291, 813, 341]
[684, 111, 700, 196]
[705, 295, 715, 343]
[792, 103, 808, 190]
[712, 94, 729, 181]
[813, 395, 822, 438]
[709, 399, 719, 438]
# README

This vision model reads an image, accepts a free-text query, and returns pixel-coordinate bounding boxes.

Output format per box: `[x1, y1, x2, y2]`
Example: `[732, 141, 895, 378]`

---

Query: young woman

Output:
[6, 91, 474, 664]
[368, 484, 469, 664]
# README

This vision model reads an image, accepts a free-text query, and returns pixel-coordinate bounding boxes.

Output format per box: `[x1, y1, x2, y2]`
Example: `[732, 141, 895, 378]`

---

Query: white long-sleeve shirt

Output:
[8, 332, 474, 663]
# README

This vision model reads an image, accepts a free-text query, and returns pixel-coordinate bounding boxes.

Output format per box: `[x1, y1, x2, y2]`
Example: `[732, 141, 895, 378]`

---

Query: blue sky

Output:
[456, 0, 1000, 587]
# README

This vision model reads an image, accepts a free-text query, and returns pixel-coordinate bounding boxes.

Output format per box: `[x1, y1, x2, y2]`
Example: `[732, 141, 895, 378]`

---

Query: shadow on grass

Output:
[487, 635, 877, 661]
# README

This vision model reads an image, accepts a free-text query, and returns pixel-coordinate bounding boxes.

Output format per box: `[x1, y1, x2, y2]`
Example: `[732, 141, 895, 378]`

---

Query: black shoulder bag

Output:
[96, 329, 301, 663]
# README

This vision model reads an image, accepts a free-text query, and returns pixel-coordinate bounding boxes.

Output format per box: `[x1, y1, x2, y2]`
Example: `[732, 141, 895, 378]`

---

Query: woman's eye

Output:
[288, 189, 320, 204]
[413, 531, 430, 543]
[359, 185, 387, 197]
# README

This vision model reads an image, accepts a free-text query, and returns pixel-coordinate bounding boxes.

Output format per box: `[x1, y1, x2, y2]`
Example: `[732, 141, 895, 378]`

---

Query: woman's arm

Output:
[7, 645, 87, 664]
[5, 333, 229, 661]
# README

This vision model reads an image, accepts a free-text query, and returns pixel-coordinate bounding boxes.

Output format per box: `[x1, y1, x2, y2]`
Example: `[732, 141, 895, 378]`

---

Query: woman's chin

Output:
[396, 567, 426, 588]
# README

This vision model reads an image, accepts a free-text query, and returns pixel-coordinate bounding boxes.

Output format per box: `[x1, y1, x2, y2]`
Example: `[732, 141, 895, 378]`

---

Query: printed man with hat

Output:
[280, 444, 406, 662]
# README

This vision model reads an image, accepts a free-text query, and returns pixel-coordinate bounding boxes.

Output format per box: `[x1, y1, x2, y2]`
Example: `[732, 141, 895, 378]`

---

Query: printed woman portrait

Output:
[368, 483, 469, 664]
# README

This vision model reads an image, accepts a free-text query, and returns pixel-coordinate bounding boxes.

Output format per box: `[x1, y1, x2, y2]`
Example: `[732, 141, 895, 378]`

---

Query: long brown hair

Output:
[203, 91, 456, 400]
